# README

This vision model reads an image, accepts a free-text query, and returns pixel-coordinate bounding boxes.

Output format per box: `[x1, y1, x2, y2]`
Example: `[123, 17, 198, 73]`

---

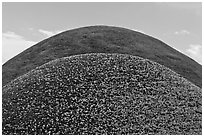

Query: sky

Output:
[2, 2, 202, 64]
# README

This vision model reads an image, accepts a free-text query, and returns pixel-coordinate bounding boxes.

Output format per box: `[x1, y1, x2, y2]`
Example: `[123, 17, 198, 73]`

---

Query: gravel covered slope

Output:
[2, 53, 202, 135]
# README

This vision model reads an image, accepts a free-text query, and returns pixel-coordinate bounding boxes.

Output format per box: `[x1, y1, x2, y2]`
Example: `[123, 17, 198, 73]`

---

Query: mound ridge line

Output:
[3, 53, 200, 92]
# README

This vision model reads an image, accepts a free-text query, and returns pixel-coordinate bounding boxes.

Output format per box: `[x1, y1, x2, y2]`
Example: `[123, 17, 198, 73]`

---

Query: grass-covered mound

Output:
[2, 53, 201, 135]
[3, 26, 202, 88]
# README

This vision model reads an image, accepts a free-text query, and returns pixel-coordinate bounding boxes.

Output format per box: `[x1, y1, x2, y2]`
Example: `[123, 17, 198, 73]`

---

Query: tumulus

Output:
[2, 26, 202, 88]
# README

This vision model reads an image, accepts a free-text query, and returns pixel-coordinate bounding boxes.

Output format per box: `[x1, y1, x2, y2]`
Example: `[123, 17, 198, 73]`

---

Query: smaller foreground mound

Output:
[2, 53, 202, 135]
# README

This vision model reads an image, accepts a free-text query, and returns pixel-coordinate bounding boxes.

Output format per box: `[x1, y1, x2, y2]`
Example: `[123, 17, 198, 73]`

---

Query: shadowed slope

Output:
[3, 53, 201, 135]
[2, 26, 202, 87]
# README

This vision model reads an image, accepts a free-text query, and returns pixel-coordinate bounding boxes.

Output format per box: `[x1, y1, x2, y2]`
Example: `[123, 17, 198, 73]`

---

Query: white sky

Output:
[2, 2, 202, 64]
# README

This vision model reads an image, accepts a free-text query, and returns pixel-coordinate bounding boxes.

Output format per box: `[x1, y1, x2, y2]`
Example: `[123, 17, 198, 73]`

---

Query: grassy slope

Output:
[3, 53, 201, 135]
[2, 26, 202, 87]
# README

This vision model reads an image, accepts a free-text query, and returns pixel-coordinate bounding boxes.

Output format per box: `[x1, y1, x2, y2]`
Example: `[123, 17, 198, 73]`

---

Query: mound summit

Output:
[2, 26, 202, 87]
[3, 53, 201, 135]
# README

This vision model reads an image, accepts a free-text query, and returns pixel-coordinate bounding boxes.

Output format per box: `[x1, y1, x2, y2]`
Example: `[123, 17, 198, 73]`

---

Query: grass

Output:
[2, 26, 202, 88]
[3, 53, 201, 135]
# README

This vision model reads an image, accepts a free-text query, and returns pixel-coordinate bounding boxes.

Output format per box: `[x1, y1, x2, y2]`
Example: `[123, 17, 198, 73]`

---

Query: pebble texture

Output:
[2, 53, 202, 135]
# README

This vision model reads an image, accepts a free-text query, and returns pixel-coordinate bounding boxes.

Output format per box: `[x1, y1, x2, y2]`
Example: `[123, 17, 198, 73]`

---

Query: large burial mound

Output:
[2, 26, 202, 88]
[3, 53, 201, 135]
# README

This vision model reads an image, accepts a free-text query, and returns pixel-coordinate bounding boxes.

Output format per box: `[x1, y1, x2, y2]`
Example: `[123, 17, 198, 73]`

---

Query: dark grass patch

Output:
[2, 26, 202, 88]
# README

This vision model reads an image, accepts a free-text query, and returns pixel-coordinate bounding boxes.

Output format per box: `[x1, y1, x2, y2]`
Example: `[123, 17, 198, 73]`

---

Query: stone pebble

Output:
[2, 53, 202, 135]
